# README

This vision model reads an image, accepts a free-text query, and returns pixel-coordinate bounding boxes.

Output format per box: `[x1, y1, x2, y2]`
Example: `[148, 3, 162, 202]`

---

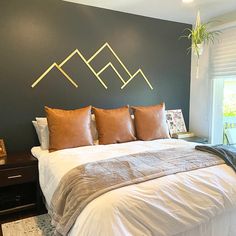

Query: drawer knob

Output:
[7, 175, 22, 179]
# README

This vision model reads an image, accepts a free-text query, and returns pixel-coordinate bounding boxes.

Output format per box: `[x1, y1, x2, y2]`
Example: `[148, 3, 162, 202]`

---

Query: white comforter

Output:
[32, 139, 236, 236]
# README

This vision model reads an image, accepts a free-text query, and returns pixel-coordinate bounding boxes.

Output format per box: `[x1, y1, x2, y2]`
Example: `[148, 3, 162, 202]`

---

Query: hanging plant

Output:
[184, 25, 220, 57]
[180, 11, 221, 77]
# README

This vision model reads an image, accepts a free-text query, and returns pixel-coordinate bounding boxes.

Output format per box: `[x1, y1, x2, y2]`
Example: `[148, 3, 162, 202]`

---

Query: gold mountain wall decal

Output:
[31, 42, 153, 90]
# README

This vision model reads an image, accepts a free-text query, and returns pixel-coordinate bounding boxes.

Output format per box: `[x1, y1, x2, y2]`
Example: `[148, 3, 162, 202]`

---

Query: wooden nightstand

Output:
[0, 153, 40, 216]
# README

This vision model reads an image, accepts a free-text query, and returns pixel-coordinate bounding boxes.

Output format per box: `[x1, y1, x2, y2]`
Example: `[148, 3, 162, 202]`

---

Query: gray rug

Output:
[1, 214, 55, 236]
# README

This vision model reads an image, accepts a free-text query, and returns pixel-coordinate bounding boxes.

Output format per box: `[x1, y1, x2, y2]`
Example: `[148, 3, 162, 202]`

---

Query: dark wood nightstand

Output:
[0, 153, 40, 216]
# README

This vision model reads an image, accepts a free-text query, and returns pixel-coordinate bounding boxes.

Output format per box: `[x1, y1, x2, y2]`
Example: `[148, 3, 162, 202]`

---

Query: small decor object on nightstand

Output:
[166, 109, 187, 137]
[0, 139, 7, 157]
[172, 132, 195, 139]
[166, 109, 208, 143]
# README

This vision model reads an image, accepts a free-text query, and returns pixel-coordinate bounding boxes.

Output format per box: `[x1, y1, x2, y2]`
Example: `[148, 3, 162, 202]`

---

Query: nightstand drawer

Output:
[0, 183, 36, 214]
[0, 166, 37, 187]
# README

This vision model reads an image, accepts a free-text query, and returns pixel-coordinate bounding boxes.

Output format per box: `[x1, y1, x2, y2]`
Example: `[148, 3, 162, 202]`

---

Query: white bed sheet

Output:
[32, 139, 236, 236]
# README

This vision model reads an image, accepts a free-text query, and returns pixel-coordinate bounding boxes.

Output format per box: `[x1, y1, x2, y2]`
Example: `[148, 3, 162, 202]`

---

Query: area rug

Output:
[1, 214, 55, 236]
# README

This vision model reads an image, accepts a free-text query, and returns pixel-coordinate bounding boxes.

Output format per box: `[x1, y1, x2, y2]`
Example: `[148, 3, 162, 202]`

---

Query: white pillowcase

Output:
[36, 117, 49, 150]
[32, 121, 42, 144]
[91, 114, 98, 142]
[32, 117, 49, 150]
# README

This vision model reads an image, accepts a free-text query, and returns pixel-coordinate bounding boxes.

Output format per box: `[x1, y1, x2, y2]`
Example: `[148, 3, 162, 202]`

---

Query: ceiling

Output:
[63, 0, 236, 24]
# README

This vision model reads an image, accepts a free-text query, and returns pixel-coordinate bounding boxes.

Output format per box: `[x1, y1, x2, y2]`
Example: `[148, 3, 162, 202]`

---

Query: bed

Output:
[31, 138, 236, 236]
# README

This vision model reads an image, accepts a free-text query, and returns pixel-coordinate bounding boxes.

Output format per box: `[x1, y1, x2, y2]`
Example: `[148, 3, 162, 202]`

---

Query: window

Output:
[211, 26, 236, 145]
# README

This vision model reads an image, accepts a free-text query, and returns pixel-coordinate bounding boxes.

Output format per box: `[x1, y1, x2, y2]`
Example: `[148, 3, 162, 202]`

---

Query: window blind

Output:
[211, 26, 236, 78]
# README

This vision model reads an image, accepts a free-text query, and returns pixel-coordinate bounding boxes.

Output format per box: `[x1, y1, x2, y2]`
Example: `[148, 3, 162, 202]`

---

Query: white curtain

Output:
[211, 26, 236, 78]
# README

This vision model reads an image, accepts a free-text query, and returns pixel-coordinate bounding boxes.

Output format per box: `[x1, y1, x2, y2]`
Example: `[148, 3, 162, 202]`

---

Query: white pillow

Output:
[36, 117, 49, 150]
[32, 121, 42, 145]
[36, 117, 47, 124]
[91, 114, 98, 142]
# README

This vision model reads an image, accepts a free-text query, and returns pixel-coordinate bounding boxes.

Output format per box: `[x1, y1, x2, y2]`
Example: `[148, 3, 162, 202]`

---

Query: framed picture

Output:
[0, 139, 7, 157]
[166, 109, 187, 136]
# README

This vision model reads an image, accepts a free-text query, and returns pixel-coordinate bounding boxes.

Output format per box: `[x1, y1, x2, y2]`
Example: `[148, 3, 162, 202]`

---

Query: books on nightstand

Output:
[172, 132, 195, 139]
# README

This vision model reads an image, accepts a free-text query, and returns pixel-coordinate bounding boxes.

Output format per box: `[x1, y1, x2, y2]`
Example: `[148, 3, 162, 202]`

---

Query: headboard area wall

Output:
[0, 0, 191, 152]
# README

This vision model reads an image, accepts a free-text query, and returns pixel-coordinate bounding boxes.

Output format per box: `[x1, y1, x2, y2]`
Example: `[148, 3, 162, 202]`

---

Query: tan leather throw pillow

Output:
[45, 106, 93, 152]
[132, 103, 170, 141]
[93, 106, 136, 145]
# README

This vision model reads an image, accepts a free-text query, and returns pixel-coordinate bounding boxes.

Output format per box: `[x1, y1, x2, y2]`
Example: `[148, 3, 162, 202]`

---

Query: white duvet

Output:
[31, 139, 236, 236]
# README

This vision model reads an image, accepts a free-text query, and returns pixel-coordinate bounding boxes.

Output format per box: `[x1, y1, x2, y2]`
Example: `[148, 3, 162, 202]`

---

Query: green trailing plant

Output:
[182, 23, 220, 57]
[181, 11, 221, 58]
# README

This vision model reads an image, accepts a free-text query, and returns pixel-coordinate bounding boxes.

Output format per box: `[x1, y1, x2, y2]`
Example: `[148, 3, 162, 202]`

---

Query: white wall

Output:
[189, 45, 212, 139]
[189, 10, 236, 143]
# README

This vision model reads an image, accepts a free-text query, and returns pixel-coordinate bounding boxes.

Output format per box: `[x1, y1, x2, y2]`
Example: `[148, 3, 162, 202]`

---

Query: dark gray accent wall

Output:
[0, 0, 191, 152]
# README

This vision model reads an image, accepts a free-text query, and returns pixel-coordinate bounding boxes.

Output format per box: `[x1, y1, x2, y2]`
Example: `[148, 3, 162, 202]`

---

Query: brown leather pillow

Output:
[93, 106, 136, 145]
[45, 106, 93, 152]
[132, 103, 170, 141]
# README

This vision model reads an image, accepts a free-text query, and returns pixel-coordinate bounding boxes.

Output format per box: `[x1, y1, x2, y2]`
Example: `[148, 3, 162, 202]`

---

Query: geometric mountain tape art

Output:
[31, 42, 153, 90]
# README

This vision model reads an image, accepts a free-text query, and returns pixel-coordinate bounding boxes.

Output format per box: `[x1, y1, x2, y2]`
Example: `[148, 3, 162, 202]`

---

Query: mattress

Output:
[31, 139, 236, 236]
